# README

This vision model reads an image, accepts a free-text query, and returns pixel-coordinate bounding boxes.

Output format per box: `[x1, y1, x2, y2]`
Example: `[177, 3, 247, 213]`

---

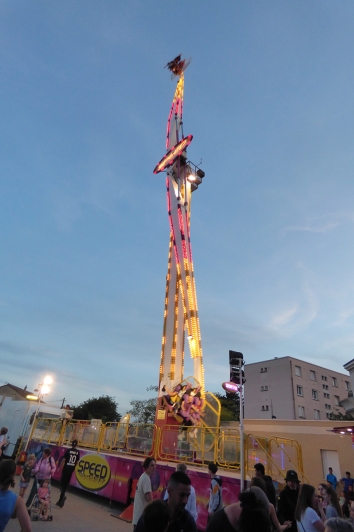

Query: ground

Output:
[7, 481, 131, 532]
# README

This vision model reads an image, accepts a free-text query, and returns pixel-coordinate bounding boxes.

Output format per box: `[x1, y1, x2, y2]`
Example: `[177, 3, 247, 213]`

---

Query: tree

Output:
[72, 395, 121, 423]
[328, 408, 354, 421]
[128, 386, 158, 424]
[213, 391, 240, 422]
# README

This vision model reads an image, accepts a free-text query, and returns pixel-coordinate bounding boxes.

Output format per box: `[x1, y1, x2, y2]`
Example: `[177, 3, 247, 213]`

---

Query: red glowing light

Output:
[166, 97, 182, 149]
[177, 207, 188, 260]
[153, 135, 193, 174]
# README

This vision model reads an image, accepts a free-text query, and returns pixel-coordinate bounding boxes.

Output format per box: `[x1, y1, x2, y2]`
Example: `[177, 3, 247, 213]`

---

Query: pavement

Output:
[7, 481, 132, 532]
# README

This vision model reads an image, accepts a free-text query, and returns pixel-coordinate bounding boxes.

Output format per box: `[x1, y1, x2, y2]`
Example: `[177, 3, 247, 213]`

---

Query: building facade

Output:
[223, 418, 354, 486]
[244, 357, 351, 420]
[339, 358, 354, 415]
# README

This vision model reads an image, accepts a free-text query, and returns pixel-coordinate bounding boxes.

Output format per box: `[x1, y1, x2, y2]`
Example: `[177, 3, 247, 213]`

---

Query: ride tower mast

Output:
[153, 56, 209, 432]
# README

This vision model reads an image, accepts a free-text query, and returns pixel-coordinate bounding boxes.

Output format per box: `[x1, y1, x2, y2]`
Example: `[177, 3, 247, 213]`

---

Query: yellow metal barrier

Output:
[245, 433, 309, 483]
[100, 415, 130, 452]
[29, 418, 306, 478]
[268, 437, 309, 484]
[217, 427, 241, 469]
[125, 424, 155, 456]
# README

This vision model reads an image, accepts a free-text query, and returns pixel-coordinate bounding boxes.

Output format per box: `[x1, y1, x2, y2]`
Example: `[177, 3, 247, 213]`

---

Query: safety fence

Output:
[26, 416, 307, 482]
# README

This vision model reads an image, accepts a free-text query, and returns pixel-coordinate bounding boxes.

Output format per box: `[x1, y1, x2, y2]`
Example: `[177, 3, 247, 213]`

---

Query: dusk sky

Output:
[1, 1, 354, 416]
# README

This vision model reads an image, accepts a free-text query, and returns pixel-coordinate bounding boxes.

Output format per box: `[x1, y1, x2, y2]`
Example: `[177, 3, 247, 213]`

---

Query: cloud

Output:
[269, 284, 318, 337]
[334, 308, 354, 326]
[283, 211, 354, 235]
[271, 305, 299, 326]
[285, 221, 339, 234]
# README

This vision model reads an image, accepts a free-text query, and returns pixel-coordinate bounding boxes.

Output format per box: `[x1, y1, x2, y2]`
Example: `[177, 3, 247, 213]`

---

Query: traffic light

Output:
[229, 350, 245, 385]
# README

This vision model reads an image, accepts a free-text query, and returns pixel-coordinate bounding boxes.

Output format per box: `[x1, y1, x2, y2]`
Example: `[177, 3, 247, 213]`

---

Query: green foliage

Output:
[328, 408, 354, 421]
[128, 386, 158, 424]
[213, 391, 240, 422]
[72, 395, 121, 423]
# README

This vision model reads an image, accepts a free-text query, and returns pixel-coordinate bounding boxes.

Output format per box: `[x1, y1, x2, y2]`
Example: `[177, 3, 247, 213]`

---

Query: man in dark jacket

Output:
[56, 439, 80, 508]
[135, 471, 196, 532]
[254, 463, 276, 506]
[277, 470, 300, 532]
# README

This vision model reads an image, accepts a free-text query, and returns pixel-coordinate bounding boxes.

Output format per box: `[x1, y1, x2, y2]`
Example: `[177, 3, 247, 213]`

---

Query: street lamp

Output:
[24, 375, 53, 451]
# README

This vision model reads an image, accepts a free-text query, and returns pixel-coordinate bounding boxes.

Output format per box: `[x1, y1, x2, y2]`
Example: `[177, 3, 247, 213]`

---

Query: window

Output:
[326, 413, 332, 419]
[261, 386, 268, 392]
[325, 404, 331, 410]
[261, 405, 269, 411]
[295, 366, 302, 377]
[345, 381, 351, 391]
[297, 385, 303, 396]
[314, 409, 320, 420]
[332, 377, 338, 387]
[298, 406, 305, 418]
[312, 390, 319, 400]
[324, 393, 330, 399]
[310, 370, 316, 381]
[322, 376, 328, 381]
[323, 384, 329, 390]
[334, 395, 340, 406]
[260, 367, 268, 373]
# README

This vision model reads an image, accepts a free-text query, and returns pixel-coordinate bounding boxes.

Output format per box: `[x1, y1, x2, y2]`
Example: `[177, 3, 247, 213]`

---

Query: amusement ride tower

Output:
[153, 57, 220, 438]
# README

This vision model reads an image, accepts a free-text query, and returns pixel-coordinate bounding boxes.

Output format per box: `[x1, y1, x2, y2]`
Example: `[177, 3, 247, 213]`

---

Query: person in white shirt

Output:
[163, 463, 198, 522]
[132, 457, 156, 529]
[295, 484, 325, 532]
[0, 428, 9, 459]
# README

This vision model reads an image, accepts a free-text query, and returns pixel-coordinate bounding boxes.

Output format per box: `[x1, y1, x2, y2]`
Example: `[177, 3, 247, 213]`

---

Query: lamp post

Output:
[25, 375, 53, 451]
[228, 351, 245, 491]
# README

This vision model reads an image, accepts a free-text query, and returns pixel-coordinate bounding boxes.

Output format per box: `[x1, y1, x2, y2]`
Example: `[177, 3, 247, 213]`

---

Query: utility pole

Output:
[229, 351, 245, 491]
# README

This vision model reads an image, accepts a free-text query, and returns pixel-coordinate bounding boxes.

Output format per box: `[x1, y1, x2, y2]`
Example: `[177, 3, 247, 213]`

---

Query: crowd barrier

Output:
[23, 415, 308, 483]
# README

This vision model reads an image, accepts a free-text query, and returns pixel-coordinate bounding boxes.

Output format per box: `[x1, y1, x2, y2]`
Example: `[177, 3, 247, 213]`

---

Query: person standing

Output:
[141, 500, 170, 532]
[327, 468, 338, 490]
[254, 462, 276, 506]
[135, 471, 196, 532]
[319, 486, 342, 519]
[0, 428, 9, 461]
[295, 483, 325, 532]
[26, 447, 56, 507]
[132, 457, 156, 529]
[277, 470, 300, 532]
[342, 472, 354, 493]
[324, 517, 354, 532]
[0, 459, 31, 532]
[19, 454, 36, 498]
[56, 439, 80, 508]
[163, 463, 198, 522]
[207, 462, 223, 519]
[206, 490, 272, 532]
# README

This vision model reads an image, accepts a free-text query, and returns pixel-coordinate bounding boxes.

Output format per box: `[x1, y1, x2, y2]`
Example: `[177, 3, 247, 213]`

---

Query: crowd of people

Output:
[1, 432, 354, 532]
[0, 433, 81, 531]
[133, 462, 354, 532]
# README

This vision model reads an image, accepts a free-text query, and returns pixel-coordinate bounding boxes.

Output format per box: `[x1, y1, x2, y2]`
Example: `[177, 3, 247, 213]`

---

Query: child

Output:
[37, 479, 50, 520]
[339, 490, 347, 507]
[19, 454, 36, 498]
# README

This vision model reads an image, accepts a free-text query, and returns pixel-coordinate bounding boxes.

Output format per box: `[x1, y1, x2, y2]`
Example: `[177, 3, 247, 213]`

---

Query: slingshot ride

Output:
[20, 60, 307, 517]
[153, 56, 221, 459]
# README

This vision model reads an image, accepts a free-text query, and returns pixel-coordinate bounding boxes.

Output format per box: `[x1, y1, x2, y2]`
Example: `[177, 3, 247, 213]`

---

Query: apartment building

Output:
[244, 357, 351, 420]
